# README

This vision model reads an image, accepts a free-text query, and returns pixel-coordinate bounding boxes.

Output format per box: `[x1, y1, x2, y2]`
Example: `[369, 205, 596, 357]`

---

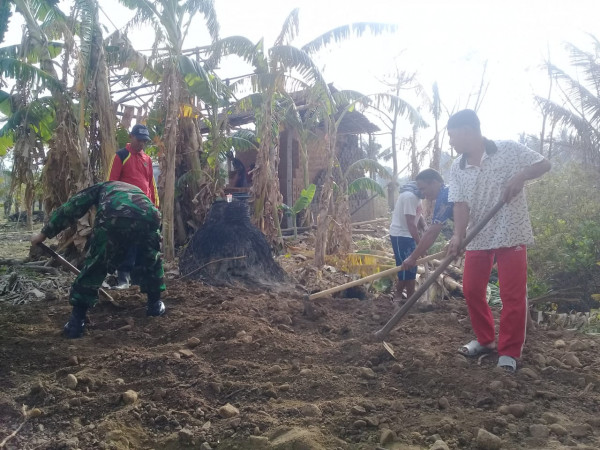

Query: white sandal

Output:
[458, 340, 494, 357]
[498, 355, 517, 373]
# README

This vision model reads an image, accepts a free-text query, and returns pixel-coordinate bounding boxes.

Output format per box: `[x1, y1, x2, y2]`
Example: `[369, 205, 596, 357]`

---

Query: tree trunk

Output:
[177, 115, 206, 241]
[250, 90, 283, 250]
[389, 115, 398, 210]
[91, 18, 117, 178]
[328, 182, 352, 255]
[14, 0, 88, 215]
[10, 132, 36, 231]
[429, 82, 441, 171]
[160, 63, 180, 261]
[314, 122, 336, 267]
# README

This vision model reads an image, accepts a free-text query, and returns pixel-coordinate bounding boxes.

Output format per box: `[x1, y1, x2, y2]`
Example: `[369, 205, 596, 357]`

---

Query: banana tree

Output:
[212, 11, 394, 252]
[279, 183, 316, 239]
[117, 0, 219, 260]
[74, 0, 118, 179]
[0, 15, 66, 230]
[12, 0, 89, 216]
[210, 17, 332, 249]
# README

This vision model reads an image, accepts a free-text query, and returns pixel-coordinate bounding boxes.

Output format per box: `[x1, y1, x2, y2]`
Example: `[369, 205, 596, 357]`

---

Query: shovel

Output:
[37, 242, 123, 308]
[374, 200, 505, 346]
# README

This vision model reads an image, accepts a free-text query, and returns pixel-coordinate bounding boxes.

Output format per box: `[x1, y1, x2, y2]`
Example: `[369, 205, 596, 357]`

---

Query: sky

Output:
[4, 0, 600, 156]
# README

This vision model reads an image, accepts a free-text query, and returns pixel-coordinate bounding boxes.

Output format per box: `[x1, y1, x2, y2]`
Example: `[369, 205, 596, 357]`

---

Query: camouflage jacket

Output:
[42, 181, 161, 239]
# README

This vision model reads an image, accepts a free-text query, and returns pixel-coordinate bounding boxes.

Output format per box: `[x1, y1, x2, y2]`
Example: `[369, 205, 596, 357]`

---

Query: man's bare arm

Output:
[448, 202, 469, 257]
[503, 159, 552, 203]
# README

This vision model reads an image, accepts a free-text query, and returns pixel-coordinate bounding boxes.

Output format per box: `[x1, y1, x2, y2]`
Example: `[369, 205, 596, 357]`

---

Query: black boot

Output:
[63, 305, 87, 338]
[146, 292, 165, 317]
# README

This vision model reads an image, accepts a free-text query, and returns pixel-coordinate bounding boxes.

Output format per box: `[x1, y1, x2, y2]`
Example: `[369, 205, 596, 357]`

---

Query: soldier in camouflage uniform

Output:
[31, 181, 166, 338]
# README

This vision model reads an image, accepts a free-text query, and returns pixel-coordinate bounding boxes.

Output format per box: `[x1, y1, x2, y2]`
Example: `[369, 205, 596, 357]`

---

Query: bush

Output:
[527, 164, 600, 297]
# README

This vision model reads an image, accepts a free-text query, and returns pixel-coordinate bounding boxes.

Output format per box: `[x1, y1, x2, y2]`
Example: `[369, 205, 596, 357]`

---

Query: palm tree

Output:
[536, 37, 600, 169]
[369, 69, 426, 207]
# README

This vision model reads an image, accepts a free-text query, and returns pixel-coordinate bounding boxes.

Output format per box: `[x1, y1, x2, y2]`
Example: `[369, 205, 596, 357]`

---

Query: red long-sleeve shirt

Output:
[108, 144, 159, 207]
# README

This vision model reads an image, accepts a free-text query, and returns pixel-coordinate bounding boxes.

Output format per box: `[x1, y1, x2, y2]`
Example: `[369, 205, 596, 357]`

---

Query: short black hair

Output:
[447, 109, 481, 133]
[416, 168, 444, 184]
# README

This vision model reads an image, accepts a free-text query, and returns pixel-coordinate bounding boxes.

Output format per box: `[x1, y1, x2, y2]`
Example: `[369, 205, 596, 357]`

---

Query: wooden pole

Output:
[307, 250, 446, 301]
[374, 200, 505, 341]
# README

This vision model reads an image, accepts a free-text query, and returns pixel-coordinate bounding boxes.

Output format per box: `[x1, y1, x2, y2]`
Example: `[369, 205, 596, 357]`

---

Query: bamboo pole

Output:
[307, 250, 446, 301]
[351, 217, 389, 226]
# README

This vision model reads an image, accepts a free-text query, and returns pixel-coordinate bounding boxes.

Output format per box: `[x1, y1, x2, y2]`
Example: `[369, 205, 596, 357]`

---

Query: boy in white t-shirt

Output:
[389, 182, 424, 300]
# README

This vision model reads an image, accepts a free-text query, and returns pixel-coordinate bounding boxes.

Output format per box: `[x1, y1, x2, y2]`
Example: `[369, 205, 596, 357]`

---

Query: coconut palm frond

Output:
[302, 22, 397, 54]
[537, 97, 595, 137]
[563, 43, 600, 92]
[369, 92, 428, 128]
[274, 8, 299, 47]
[344, 158, 391, 180]
[549, 65, 600, 115]
[348, 177, 386, 197]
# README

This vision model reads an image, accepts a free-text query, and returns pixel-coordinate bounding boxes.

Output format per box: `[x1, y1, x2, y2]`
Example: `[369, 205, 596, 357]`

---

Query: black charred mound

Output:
[179, 200, 287, 287]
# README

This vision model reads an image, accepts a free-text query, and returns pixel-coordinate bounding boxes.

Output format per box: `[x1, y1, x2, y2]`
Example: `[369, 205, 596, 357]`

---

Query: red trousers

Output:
[463, 246, 528, 358]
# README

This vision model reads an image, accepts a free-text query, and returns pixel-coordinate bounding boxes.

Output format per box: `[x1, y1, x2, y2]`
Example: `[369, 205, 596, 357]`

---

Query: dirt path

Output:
[1, 234, 600, 449]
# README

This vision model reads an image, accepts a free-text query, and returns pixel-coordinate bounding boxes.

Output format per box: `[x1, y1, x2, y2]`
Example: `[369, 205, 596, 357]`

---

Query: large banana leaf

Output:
[348, 177, 386, 197]
[291, 183, 316, 214]
[301, 23, 397, 54]
[0, 57, 64, 92]
[230, 129, 258, 152]
[273, 8, 299, 47]
[0, 0, 12, 44]
[179, 55, 229, 105]
[0, 41, 64, 63]
[270, 45, 332, 102]
[344, 158, 391, 181]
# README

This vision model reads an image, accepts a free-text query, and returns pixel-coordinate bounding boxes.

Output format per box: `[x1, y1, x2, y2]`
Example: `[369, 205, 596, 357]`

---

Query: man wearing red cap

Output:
[107, 124, 160, 288]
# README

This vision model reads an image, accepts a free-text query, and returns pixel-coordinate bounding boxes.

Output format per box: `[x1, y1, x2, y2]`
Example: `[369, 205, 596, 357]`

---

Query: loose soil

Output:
[1, 232, 600, 450]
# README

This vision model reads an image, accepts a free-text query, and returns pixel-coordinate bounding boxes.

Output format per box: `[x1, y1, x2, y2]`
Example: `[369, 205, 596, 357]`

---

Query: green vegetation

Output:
[527, 165, 600, 300]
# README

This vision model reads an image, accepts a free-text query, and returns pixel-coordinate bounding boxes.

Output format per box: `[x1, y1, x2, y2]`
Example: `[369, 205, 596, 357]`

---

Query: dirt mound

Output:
[179, 201, 287, 288]
[1, 273, 600, 449]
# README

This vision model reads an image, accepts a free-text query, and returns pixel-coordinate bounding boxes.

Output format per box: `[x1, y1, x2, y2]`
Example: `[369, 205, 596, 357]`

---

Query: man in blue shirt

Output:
[401, 169, 453, 268]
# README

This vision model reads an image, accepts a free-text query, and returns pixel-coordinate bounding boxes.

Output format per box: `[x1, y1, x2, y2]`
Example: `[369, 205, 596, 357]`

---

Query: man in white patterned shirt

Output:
[446, 109, 551, 373]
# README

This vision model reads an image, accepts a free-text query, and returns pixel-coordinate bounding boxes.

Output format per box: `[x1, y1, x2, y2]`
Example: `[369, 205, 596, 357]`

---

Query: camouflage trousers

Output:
[70, 217, 165, 308]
